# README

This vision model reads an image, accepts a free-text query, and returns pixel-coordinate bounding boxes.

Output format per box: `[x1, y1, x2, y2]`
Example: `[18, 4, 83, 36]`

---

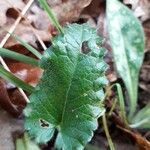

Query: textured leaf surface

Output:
[24, 23, 107, 149]
[106, 0, 145, 118]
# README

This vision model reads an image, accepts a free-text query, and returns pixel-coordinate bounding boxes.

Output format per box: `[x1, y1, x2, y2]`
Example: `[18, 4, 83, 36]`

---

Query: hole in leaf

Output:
[39, 119, 49, 128]
[81, 41, 91, 54]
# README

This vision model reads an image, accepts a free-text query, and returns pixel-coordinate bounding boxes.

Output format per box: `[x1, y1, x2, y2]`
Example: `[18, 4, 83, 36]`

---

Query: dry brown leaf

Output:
[140, 65, 150, 83]
[124, 0, 150, 21]
[0, 1, 52, 48]
[8, 62, 42, 87]
[28, 0, 94, 34]
[0, 78, 28, 117]
[1, 0, 94, 49]
[82, 0, 104, 18]
[0, 0, 25, 26]
[0, 60, 42, 118]
[144, 26, 150, 51]
[0, 79, 19, 116]
[0, 62, 42, 116]
[49, 0, 93, 24]
[97, 9, 111, 50]
[27, 4, 52, 31]
[4, 22, 51, 48]
[139, 49, 150, 94]
[96, 8, 117, 83]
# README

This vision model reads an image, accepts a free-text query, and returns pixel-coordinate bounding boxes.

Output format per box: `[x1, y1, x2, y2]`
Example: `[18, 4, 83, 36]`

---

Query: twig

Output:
[0, 0, 35, 103]
[34, 32, 47, 50]
[117, 125, 150, 150]
[0, 0, 34, 47]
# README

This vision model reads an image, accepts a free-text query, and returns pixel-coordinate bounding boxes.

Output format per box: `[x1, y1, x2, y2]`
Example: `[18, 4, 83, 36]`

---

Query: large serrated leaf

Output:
[106, 0, 145, 118]
[24, 23, 108, 150]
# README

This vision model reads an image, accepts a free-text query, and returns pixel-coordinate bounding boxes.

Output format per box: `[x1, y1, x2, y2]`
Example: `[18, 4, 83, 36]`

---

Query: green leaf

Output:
[130, 104, 150, 129]
[106, 0, 145, 119]
[24, 23, 108, 150]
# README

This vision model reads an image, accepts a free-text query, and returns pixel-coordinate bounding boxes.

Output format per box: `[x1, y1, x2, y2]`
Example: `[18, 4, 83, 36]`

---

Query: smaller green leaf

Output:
[130, 104, 150, 129]
[106, 0, 145, 119]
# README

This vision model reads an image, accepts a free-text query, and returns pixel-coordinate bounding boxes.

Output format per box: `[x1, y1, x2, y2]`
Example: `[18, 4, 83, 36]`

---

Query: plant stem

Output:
[103, 83, 128, 126]
[38, 0, 63, 33]
[0, 65, 34, 93]
[108, 98, 117, 116]
[102, 113, 115, 150]
[0, 48, 39, 66]
[128, 84, 138, 121]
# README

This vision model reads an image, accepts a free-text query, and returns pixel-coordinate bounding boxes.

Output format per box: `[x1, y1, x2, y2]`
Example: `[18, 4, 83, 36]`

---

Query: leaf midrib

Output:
[59, 26, 84, 125]
[121, 29, 136, 109]
[59, 54, 79, 125]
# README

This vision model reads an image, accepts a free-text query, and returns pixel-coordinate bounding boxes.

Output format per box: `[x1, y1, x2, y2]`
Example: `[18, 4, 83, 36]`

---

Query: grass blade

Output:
[38, 0, 63, 33]
[0, 65, 34, 93]
[8, 32, 42, 59]
[0, 48, 39, 66]
[104, 83, 128, 126]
